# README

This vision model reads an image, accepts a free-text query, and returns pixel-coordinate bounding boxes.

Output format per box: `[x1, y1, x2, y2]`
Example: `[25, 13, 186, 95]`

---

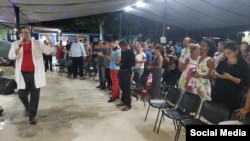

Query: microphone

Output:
[19, 37, 26, 47]
[19, 38, 26, 47]
[22, 37, 27, 42]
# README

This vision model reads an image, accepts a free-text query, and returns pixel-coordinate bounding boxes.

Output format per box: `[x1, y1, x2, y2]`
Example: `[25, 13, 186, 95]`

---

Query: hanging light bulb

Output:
[136, 1, 145, 7]
[125, 6, 132, 11]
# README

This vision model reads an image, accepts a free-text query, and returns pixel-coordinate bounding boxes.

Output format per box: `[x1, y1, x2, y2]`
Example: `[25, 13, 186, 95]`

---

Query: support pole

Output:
[29, 24, 33, 36]
[119, 12, 122, 39]
[14, 6, 20, 40]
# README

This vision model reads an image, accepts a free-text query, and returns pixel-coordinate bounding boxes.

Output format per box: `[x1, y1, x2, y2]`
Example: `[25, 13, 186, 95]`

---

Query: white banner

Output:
[58, 36, 68, 41]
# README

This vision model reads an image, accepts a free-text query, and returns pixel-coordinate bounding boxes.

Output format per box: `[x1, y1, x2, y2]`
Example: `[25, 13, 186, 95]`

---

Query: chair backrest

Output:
[199, 101, 230, 124]
[177, 92, 201, 115]
[165, 87, 181, 106]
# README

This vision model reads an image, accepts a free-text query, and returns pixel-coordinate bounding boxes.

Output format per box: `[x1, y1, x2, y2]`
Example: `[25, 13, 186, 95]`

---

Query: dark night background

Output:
[34, 11, 250, 43]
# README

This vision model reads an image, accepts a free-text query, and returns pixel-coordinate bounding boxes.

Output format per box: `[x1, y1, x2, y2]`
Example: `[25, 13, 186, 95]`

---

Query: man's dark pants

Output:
[118, 69, 132, 107]
[44, 55, 53, 71]
[72, 57, 83, 78]
[98, 66, 106, 88]
[18, 72, 40, 119]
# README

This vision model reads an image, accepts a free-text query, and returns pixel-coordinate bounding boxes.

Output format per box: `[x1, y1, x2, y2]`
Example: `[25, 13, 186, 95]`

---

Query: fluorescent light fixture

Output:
[203, 37, 220, 39]
[125, 6, 132, 11]
[213, 37, 220, 40]
[136, 1, 145, 7]
[0, 20, 7, 22]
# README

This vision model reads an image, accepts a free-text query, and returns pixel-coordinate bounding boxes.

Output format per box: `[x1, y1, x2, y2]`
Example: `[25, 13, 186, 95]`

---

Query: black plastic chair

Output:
[174, 101, 230, 141]
[130, 84, 145, 102]
[157, 92, 201, 138]
[144, 87, 181, 132]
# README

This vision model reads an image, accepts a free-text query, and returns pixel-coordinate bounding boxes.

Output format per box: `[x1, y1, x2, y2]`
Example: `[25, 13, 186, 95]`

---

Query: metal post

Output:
[119, 12, 122, 39]
[162, 24, 166, 36]
[29, 24, 33, 37]
[161, 0, 167, 42]
[14, 6, 20, 40]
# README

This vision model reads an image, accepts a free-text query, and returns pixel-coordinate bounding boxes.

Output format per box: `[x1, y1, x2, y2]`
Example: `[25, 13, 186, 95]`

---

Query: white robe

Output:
[8, 39, 54, 89]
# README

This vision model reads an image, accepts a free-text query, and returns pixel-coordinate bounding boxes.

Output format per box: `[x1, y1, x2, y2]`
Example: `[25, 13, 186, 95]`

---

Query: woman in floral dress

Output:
[186, 39, 215, 102]
[178, 44, 200, 92]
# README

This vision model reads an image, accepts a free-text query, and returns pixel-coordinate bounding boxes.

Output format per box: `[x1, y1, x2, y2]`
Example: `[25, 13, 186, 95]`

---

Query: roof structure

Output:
[0, 0, 250, 30]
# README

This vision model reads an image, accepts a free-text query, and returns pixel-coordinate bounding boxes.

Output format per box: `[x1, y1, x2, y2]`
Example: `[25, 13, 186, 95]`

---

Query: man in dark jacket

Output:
[116, 40, 135, 111]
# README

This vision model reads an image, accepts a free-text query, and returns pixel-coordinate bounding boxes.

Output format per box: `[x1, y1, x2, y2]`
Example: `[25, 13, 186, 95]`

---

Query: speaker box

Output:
[0, 78, 17, 95]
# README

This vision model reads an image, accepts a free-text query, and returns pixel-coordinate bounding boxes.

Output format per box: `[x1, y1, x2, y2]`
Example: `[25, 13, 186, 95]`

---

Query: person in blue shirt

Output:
[108, 41, 121, 103]
[142, 44, 152, 74]
[139, 44, 152, 87]
[69, 37, 86, 80]
[175, 41, 182, 59]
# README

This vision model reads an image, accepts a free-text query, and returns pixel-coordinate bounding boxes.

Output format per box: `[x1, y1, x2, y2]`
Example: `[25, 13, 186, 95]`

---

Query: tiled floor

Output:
[0, 66, 185, 141]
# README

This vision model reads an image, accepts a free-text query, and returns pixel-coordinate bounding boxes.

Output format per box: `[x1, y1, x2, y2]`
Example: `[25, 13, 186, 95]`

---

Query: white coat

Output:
[8, 39, 54, 89]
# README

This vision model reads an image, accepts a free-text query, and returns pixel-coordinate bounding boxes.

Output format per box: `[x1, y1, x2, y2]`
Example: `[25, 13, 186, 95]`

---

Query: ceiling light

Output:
[213, 37, 220, 40]
[244, 31, 249, 35]
[125, 6, 132, 11]
[136, 1, 145, 7]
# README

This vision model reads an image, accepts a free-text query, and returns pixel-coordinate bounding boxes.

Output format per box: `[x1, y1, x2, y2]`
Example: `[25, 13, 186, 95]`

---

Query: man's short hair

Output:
[19, 26, 30, 33]
[119, 40, 128, 47]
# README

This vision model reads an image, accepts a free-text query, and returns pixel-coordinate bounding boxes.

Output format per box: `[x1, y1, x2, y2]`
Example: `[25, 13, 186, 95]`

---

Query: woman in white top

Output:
[133, 44, 146, 86]
[213, 41, 224, 68]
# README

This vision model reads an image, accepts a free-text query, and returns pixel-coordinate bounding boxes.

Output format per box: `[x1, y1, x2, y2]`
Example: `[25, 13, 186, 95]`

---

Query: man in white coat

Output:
[8, 26, 53, 125]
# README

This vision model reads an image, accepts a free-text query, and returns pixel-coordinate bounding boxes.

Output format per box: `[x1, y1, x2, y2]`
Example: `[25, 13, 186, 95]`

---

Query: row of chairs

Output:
[54, 60, 97, 76]
[144, 87, 233, 141]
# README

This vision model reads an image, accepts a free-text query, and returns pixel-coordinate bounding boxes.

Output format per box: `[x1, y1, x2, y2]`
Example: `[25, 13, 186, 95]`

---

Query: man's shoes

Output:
[100, 87, 106, 90]
[96, 85, 101, 88]
[29, 118, 37, 125]
[80, 77, 85, 80]
[121, 106, 131, 111]
[116, 103, 125, 107]
[107, 98, 116, 103]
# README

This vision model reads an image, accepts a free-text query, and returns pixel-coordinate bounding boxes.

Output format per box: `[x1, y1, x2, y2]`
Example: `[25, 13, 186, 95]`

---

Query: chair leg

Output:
[157, 113, 164, 134]
[130, 91, 134, 103]
[153, 108, 161, 132]
[143, 97, 146, 107]
[174, 121, 182, 141]
[144, 104, 150, 121]
[173, 119, 177, 130]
